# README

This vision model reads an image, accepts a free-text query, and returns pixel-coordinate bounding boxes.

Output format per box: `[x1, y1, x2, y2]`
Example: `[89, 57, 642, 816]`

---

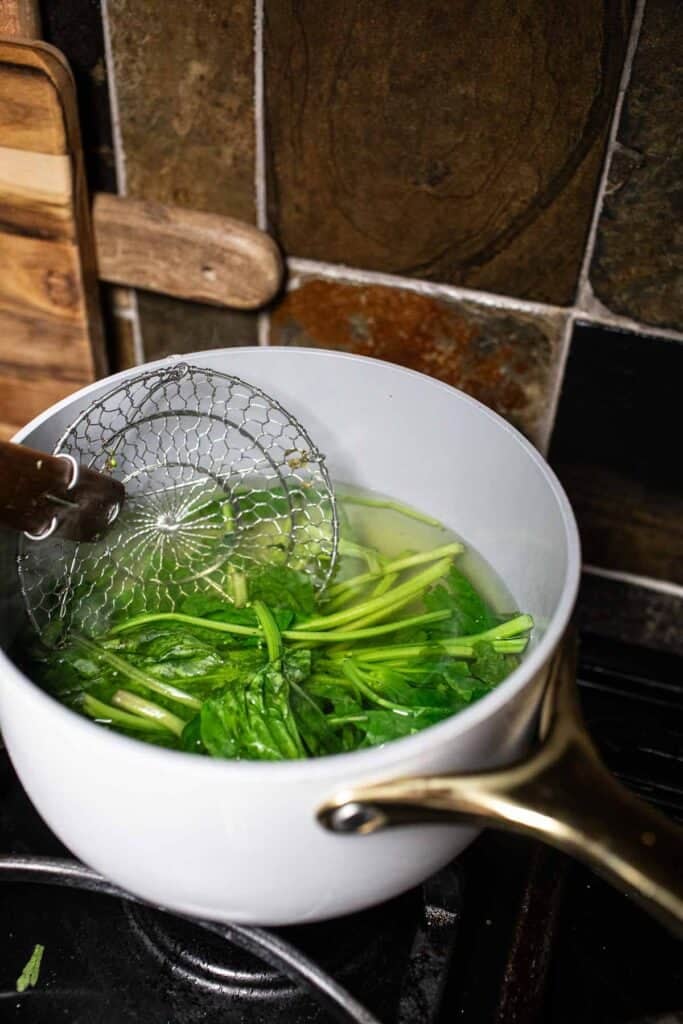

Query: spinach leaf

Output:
[359, 708, 450, 747]
[305, 678, 364, 719]
[289, 682, 342, 756]
[424, 566, 499, 636]
[200, 662, 306, 761]
[284, 639, 342, 754]
[471, 642, 517, 686]
[412, 657, 489, 702]
[180, 714, 205, 754]
[16, 944, 45, 993]
[200, 690, 244, 759]
[283, 648, 312, 684]
[248, 565, 316, 615]
[358, 666, 459, 711]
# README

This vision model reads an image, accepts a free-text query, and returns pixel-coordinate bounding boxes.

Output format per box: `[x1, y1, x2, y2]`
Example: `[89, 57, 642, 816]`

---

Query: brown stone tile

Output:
[577, 573, 683, 658]
[106, 0, 255, 220]
[549, 324, 683, 584]
[265, 1, 633, 305]
[269, 278, 564, 441]
[556, 461, 683, 583]
[137, 291, 257, 362]
[590, 0, 682, 330]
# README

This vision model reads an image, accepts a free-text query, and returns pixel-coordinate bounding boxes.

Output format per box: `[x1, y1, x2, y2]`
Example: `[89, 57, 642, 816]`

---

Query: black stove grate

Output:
[0, 766, 461, 1024]
[0, 856, 389, 1024]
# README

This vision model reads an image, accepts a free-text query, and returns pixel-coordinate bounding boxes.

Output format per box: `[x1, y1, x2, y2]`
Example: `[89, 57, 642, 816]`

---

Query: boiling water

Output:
[335, 483, 518, 615]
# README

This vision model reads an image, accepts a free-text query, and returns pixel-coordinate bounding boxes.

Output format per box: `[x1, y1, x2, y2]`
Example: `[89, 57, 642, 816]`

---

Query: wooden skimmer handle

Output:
[0, 440, 124, 542]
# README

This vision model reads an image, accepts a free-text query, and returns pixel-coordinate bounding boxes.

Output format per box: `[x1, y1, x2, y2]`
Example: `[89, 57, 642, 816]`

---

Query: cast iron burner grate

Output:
[0, 764, 461, 1024]
[0, 633, 681, 1024]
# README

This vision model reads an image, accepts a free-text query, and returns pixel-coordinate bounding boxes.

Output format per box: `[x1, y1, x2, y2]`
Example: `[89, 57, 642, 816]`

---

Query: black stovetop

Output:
[1, 633, 681, 1024]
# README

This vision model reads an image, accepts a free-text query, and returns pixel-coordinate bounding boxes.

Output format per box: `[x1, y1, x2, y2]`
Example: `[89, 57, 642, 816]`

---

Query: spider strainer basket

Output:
[17, 362, 338, 640]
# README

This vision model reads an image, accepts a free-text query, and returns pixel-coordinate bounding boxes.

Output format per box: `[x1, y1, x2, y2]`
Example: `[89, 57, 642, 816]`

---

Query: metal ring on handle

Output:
[58, 453, 80, 491]
[24, 515, 59, 543]
[58, 453, 121, 526]
[23, 454, 80, 543]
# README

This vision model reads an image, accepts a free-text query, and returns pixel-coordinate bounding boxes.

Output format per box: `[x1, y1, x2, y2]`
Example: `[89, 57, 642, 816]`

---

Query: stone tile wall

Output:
[39, 0, 683, 629]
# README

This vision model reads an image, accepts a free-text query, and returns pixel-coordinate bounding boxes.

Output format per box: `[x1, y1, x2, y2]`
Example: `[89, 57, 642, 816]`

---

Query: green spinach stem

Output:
[112, 690, 187, 736]
[295, 557, 453, 631]
[103, 607, 452, 645]
[108, 613, 260, 638]
[81, 694, 168, 733]
[328, 543, 462, 598]
[72, 633, 201, 710]
[285, 608, 449, 643]
[340, 494, 443, 527]
[253, 600, 282, 662]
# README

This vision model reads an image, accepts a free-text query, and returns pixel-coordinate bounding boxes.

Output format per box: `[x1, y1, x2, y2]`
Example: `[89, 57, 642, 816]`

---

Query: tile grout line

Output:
[101, 0, 144, 366]
[254, 0, 270, 347]
[284, 270, 683, 349]
[288, 257, 683, 343]
[583, 564, 683, 599]
[285, 269, 682, 330]
[128, 295, 145, 365]
[287, 257, 568, 320]
[253, 0, 267, 232]
[257, 314, 270, 348]
[574, 0, 647, 311]
[575, 305, 683, 343]
[535, 310, 576, 455]
[287, 250, 681, 451]
[100, 0, 127, 197]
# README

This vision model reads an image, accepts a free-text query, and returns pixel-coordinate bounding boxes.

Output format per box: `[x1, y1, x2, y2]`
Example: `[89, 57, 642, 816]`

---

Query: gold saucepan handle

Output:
[318, 637, 683, 938]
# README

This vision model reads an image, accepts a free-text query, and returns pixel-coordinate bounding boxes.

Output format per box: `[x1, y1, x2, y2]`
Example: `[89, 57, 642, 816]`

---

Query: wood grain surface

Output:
[0, 39, 105, 440]
[0, 0, 40, 39]
[93, 193, 282, 309]
[0, 145, 71, 237]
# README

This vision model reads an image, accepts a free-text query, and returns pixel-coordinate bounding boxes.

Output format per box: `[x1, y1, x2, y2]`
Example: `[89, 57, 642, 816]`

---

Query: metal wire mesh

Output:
[17, 362, 338, 639]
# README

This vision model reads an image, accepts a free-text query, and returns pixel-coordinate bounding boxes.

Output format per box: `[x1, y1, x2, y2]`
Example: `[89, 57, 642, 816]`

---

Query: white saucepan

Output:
[0, 349, 679, 931]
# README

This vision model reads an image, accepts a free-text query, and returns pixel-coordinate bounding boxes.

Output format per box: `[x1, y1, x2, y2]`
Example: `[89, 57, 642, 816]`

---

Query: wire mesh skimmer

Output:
[17, 362, 338, 639]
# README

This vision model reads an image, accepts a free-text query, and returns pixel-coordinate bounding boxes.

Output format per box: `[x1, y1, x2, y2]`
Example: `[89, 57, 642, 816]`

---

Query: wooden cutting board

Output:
[0, 38, 105, 440]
